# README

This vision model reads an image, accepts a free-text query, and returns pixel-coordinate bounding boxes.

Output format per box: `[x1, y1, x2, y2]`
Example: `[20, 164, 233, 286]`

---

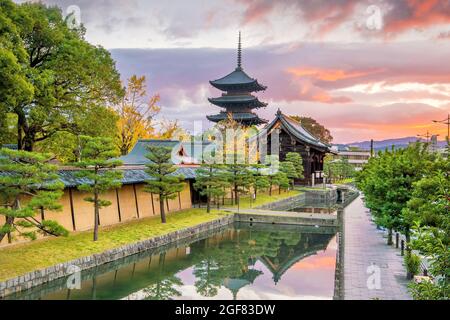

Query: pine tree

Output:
[225, 158, 254, 208]
[0, 148, 68, 242]
[280, 161, 299, 190]
[286, 152, 304, 184]
[144, 146, 185, 223]
[73, 136, 123, 241]
[252, 164, 270, 199]
[194, 164, 230, 213]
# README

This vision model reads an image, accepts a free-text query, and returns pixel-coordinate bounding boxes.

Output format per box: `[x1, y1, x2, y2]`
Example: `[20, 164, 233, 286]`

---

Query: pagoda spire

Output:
[237, 31, 242, 70]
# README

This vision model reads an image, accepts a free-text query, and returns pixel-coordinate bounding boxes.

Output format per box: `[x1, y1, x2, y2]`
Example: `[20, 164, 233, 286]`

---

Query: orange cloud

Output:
[286, 67, 380, 82]
[292, 255, 336, 271]
[384, 0, 450, 36]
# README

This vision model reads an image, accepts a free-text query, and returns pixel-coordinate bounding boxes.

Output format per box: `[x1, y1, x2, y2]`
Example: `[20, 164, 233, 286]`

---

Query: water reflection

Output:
[8, 223, 337, 300]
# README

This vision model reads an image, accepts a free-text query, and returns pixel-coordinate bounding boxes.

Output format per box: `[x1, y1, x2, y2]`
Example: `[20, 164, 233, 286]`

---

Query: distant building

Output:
[330, 145, 371, 170]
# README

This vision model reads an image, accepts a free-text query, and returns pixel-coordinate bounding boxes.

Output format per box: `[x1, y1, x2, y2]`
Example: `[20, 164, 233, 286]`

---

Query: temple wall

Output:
[0, 181, 193, 246]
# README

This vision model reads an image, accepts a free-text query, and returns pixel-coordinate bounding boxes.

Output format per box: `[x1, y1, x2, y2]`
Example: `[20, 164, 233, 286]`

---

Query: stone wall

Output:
[255, 193, 306, 211]
[0, 214, 234, 299]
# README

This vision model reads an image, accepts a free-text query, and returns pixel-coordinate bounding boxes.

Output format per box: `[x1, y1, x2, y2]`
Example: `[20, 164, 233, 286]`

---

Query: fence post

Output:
[395, 233, 399, 249]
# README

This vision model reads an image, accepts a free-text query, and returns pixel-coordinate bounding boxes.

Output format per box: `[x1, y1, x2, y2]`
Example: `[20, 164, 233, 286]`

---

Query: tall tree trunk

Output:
[0, 199, 19, 242]
[206, 190, 211, 213]
[93, 192, 99, 241]
[24, 135, 34, 152]
[160, 196, 167, 223]
[234, 184, 238, 206]
[269, 183, 272, 196]
[387, 228, 393, 245]
[0, 216, 14, 242]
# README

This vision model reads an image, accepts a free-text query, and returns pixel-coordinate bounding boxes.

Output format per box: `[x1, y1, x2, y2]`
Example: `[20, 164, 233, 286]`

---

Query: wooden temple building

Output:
[258, 110, 332, 185]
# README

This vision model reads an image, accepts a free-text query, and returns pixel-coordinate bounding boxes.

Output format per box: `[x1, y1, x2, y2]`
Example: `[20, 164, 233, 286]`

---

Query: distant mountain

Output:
[340, 137, 447, 152]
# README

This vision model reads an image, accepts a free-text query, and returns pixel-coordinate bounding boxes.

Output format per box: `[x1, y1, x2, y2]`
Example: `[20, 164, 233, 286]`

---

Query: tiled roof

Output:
[58, 166, 198, 188]
[118, 139, 214, 166]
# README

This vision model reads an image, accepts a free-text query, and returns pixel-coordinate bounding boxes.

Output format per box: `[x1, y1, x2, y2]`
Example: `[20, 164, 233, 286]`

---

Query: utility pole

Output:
[432, 114, 450, 143]
[370, 139, 374, 157]
[417, 131, 432, 143]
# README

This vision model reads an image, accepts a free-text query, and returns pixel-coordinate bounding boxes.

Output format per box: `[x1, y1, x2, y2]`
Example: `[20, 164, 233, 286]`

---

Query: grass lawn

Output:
[0, 209, 229, 281]
[227, 190, 301, 210]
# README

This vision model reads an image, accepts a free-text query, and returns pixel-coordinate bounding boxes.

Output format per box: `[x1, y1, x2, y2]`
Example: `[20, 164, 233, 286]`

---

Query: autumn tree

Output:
[0, 148, 68, 242]
[73, 137, 123, 241]
[290, 116, 333, 144]
[116, 75, 161, 155]
[144, 146, 185, 223]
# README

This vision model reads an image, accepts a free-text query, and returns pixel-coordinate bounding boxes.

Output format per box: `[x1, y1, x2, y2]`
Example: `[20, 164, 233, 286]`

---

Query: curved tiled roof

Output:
[208, 95, 267, 109]
[252, 110, 331, 151]
[57, 167, 198, 187]
[210, 68, 267, 92]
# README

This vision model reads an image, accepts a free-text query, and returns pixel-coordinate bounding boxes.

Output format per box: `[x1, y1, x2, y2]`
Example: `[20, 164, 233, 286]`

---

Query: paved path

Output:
[343, 196, 412, 300]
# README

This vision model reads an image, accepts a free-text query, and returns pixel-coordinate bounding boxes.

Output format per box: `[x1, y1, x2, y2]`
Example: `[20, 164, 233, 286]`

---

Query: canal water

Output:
[7, 222, 338, 300]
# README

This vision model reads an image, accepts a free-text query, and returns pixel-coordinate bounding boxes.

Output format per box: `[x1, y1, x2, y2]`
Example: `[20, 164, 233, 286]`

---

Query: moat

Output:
[7, 222, 338, 300]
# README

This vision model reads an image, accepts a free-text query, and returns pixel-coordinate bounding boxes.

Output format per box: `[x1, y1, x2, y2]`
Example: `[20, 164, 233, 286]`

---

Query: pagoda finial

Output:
[237, 31, 242, 69]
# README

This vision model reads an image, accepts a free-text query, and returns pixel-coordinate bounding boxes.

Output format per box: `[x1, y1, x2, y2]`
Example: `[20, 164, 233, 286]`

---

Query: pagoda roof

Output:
[210, 67, 267, 92]
[207, 112, 268, 125]
[254, 110, 331, 151]
[208, 95, 268, 109]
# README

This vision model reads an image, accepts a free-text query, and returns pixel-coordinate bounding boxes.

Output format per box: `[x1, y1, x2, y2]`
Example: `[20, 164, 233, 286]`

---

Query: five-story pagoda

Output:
[207, 32, 268, 126]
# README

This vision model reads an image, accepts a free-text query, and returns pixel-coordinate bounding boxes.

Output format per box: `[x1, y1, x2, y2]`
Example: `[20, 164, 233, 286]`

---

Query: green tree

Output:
[1, 2, 123, 152]
[356, 143, 436, 244]
[194, 163, 230, 213]
[286, 152, 304, 181]
[0, 148, 68, 242]
[265, 155, 284, 196]
[252, 164, 270, 199]
[403, 158, 449, 299]
[73, 137, 123, 241]
[36, 107, 119, 163]
[280, 161, 299, 189]
[0, 0, 34, 126]
[144, 146, 185, 223]
[225, 158, 254, 208]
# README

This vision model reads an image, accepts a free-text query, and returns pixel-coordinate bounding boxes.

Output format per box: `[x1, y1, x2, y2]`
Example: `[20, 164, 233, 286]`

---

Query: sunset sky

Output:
[17, 0, 450, 143]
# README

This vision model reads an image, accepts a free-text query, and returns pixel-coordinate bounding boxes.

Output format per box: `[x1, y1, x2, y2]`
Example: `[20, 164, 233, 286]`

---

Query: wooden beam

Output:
[115, 189, 122, 222]
[133, 184, 140, 219]
[178, 192, 182, 210]
[150, 193, 155, 216]
[68, 188, 76, 231]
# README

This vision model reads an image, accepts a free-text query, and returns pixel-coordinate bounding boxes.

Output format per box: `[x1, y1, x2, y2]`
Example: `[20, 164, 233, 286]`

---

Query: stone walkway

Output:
[343, 196, 412, 300]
